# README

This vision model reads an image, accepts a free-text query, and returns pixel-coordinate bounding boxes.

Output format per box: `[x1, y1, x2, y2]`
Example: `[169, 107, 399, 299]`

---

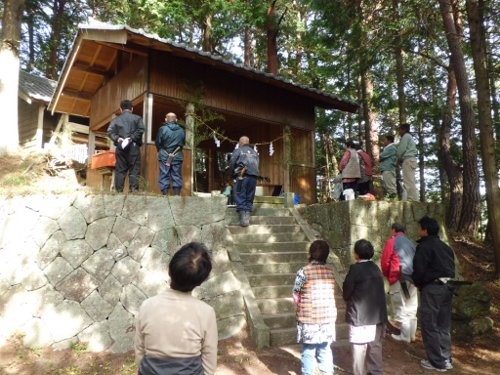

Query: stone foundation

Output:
[0, 193, 244, 352]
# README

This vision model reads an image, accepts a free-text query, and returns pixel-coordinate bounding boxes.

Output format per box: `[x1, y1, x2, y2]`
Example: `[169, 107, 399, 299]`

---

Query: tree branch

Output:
[405, 49, 449, 70]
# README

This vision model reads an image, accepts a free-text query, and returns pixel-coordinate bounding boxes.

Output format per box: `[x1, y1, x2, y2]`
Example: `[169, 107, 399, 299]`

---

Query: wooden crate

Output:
[91, 150, 116, 169]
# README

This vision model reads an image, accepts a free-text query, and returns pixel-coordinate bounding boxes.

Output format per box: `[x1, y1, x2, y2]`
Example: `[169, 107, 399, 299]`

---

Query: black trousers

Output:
[419, 283, 453, 370]
[114, 143, 141, 192]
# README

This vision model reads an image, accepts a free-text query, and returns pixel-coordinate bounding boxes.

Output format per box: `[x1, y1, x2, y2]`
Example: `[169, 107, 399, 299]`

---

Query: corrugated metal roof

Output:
[19, 70, 56, 103]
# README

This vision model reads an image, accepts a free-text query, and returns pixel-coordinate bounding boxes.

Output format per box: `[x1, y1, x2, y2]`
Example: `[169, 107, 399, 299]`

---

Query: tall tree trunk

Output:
[438, 0, 481, 235]
[487, 40, 500, 168]
[417, 117, 425, 201]
[361, 72, 379, 171]
[439, 68, 463, 230]
[266, 0, 279, 74]
[243, 26, 254, 68]
[392, 0, 407, 125]
[202, 13, 214, 52]
[323, 133, 338, 201]
[0, 0, 25, 152]
[46, 0, 66, 79]
[466, 0, 500, 277]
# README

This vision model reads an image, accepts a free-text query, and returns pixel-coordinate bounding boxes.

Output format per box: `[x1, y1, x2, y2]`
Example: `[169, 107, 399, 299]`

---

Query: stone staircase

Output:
[227, 196, 349, 347]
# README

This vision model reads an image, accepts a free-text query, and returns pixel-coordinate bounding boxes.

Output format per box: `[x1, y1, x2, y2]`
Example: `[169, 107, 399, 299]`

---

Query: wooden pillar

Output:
[283, 125, 291, 194]
[36, 105, 45, 150]
[88, 131, 96, 159]
[310, 129, 317, 203]
[185, 103, 195, 195]
[143, 93, 154, 191]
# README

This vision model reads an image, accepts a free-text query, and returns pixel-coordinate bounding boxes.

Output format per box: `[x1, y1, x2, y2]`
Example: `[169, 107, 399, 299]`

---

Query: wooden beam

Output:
[68, 122, 90, 134]
[61, 88, 93, 101]
[95, 41, 148, 57]
[73, 62, 112, 78]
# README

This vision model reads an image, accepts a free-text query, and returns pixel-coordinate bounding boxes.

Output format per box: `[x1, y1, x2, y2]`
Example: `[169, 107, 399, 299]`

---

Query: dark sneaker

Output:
[420, 359, 447, 372]
[386, 321, 401, 335]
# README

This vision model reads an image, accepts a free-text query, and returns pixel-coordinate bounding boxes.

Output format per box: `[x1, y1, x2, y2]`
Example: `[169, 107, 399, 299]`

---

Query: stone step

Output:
[227, 224, 302, 235]
[263, 312, 296, 329]
[229, 231, 307, 243]
[238, 242, 309, 253]
[244, 262, 305, 274]
[256, 297, 346, 317]
[254, 196, 285, 205]
[252, 207, 291, 216]
[253, 285, 294, 299]
[248, 273, 296, 287]
[257, 297, 295, 315]
[240, 251, 308, 264]
[269, 323, 350, 347]
[250, 216, 296, 225]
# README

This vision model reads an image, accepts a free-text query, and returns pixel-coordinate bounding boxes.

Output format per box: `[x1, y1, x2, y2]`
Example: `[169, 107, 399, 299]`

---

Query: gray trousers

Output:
[382, 170, 397, 196]
[351, 323, 384, 375]
[420, 283, 453, 370]
[401, 158, 418, 201]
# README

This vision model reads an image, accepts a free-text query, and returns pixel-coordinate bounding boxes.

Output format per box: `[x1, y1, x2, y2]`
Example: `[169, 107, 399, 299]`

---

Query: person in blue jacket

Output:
[156, 113, 185, 195]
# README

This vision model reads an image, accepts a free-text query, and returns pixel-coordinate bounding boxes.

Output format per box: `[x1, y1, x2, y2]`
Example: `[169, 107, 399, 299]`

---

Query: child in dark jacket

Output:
[343, 239, 388, 375]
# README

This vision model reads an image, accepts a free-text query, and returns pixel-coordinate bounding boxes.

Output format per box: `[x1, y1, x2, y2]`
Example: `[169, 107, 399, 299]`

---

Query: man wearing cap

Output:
[396, 123, 418, 201]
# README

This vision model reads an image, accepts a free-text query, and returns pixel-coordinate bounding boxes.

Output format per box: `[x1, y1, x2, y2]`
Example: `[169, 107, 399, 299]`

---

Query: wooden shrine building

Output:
[49, 24, 358, 204]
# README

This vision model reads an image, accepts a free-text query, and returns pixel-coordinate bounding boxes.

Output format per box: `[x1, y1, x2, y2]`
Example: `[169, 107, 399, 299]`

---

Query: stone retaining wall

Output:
[0, 194, 244, 352]
[296, 200, 446, 282]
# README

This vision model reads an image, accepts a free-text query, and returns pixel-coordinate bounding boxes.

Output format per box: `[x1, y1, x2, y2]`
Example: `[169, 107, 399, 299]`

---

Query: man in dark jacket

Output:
[412, 216, 455, 372]
[229, 136, 259, 227]
[343, 239, 387, 375]
[156, 113, 185, 196]
[107, 99, 145, 193]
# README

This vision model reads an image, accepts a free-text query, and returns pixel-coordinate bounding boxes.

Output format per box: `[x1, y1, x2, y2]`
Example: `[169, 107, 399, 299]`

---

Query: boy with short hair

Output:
[343, 239, 388, 375]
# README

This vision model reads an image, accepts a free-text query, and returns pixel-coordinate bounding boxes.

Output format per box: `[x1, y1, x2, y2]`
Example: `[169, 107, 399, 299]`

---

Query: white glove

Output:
[121, 138, 130, 149]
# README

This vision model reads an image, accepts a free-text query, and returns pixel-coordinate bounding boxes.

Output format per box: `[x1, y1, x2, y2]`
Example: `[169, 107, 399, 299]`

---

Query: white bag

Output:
[344, 188, 355, 200]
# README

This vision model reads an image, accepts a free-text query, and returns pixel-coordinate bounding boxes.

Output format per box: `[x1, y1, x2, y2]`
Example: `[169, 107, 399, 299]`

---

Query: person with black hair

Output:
[339, 140, 361, 200]
[293, 240, 337, 375]
[380, 134, 398, 199]
[135, 242, 217, 375]
[107, 99, 145, 193]
[412, 216, 455, 372]
[381, 223, 418, 343]
[343, 239, 387, 375]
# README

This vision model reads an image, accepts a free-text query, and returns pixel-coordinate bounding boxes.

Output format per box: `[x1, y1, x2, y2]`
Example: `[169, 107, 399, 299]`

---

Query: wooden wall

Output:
[90, 55, 148, 130]
[18, 100, 59, 151]
[149, 54, 316, 131]
[289, 127, 316, 204]
[18, 100, 40, 149]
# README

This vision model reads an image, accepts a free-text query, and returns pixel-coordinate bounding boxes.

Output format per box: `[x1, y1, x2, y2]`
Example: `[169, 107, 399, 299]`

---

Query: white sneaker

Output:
[420, 359, 447, 372]
[391, 334, 411, 343]
[445, 360, 453, 370]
